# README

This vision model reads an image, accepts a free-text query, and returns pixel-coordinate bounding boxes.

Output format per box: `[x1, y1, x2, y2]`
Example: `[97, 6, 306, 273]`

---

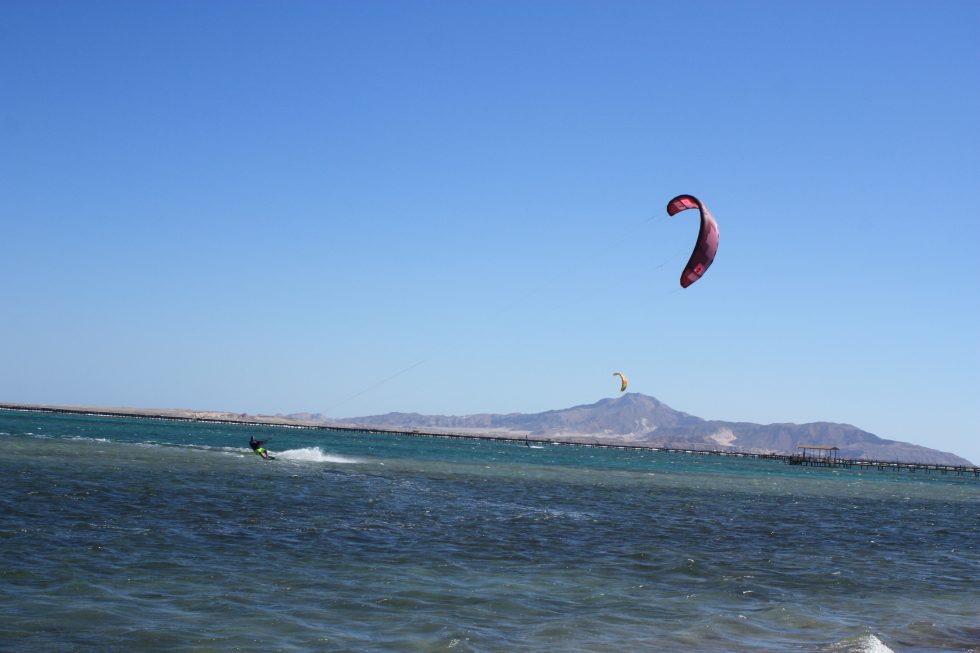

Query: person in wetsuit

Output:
[249, 435, 272, 459]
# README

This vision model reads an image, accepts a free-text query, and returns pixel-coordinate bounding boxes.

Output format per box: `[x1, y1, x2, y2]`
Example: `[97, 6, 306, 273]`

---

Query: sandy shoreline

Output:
[0, 402, 542, 444]
[0, 402, 732, 450]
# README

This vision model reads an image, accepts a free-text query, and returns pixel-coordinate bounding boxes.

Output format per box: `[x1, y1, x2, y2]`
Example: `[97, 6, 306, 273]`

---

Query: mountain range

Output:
[289, 393, 972, 466]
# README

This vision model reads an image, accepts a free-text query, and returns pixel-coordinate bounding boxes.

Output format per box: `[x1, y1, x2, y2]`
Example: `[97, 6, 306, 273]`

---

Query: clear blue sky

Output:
[2, 1, 978, 462]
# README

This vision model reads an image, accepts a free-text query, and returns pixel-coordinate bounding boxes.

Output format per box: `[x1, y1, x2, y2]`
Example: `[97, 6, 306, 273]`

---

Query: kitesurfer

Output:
[249, 435, 273, 460]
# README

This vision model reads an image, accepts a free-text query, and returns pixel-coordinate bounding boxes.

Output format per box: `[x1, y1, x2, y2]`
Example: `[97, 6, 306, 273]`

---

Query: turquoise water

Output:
[1, 409, 977, 652]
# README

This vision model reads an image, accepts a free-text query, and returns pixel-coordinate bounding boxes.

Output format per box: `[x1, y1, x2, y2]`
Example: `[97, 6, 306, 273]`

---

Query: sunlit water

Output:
[1, 410, 977, 652]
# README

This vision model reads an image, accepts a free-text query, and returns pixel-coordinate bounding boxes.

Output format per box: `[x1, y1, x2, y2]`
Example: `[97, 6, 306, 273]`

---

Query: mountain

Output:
[302, 393, 972, 466]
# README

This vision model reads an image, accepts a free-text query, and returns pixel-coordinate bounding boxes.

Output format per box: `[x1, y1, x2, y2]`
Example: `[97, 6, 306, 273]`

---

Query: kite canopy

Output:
[666, 194, 719, 288]
[613, 372, 628, 392]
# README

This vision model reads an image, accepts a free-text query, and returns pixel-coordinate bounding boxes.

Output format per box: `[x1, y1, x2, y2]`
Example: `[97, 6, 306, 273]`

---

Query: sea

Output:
[1, 409, 977, 653]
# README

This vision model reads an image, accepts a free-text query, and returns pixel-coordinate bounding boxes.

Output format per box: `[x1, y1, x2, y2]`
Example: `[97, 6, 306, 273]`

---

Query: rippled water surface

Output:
[1, 410, 977, 652]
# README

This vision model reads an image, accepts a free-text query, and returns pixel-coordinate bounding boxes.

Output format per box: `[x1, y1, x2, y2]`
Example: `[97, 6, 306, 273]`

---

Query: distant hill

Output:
[299, 393, 972, 466]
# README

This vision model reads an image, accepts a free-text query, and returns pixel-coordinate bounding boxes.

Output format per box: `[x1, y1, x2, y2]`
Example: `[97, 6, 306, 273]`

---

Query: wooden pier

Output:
[784, 444, 980, 476]
[787, 445, 840, 467]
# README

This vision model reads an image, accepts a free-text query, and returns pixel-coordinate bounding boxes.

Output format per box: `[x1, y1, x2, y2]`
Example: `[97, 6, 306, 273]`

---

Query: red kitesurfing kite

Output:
[666, 194, 719, 288]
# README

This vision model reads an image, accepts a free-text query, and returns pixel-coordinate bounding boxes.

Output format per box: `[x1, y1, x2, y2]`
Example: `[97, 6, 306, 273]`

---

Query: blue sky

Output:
[2, 1, 978, 462]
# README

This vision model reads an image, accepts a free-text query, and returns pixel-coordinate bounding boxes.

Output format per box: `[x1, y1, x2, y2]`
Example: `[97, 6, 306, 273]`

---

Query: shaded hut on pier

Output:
[788, 445, 841, 466]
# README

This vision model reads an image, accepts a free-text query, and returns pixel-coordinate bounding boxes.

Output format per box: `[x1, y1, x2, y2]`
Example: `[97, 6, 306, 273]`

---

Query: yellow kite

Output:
[613, 372, 628, 392]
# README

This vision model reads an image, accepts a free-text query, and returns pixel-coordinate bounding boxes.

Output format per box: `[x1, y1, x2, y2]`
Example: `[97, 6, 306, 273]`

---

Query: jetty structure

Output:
[2, 403, 978, 478]
[788, 445, 841, 467]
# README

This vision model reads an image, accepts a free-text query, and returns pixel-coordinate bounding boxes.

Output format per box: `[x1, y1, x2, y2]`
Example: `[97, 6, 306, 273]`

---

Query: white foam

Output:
[68, 436, 110, 443]
[859, 635, 894, 653]
[830, 634, 894, 653]
[275, 447, 359, 464]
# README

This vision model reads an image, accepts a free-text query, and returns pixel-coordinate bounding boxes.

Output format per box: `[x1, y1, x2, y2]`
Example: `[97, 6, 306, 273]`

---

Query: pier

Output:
[787, 445, 840, 467]
[2, 404, 978, 478]
[784, 444, 979, 476]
